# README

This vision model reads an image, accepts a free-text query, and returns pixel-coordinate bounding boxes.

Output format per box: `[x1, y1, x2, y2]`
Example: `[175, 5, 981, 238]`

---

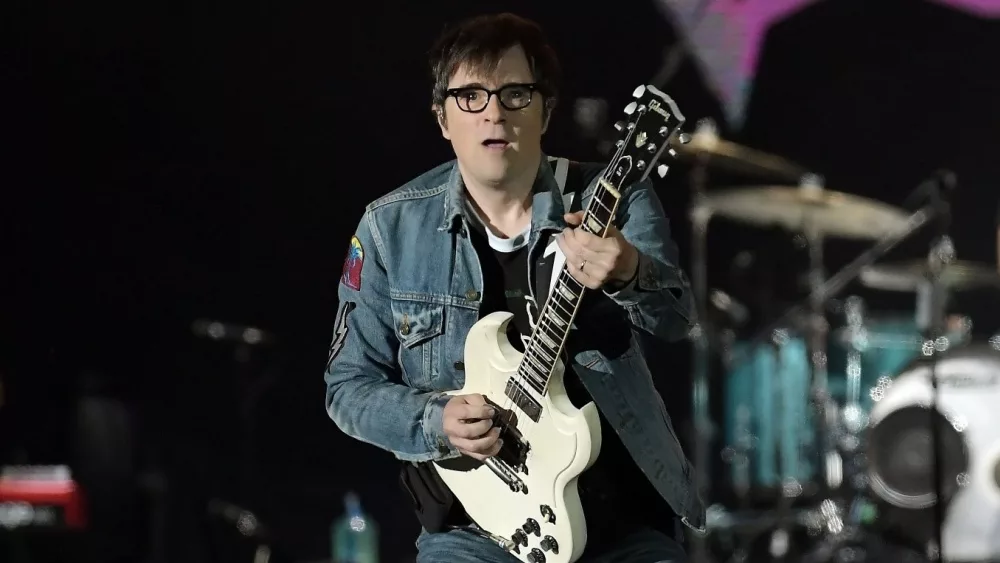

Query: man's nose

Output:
[482, 93, 506, 122]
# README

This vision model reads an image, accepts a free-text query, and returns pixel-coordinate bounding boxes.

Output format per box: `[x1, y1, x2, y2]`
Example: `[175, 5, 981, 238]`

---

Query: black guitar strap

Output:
[534, 157, 586, 311]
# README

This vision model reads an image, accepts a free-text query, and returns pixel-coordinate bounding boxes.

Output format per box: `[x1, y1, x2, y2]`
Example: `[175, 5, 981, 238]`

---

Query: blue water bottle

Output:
[331, 491, 379, 563]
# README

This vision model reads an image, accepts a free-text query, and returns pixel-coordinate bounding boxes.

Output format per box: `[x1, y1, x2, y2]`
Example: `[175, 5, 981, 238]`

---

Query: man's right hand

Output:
[442, 393, 502, 460]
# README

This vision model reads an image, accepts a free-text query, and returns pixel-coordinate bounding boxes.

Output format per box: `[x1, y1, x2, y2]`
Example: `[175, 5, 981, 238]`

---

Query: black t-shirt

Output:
[468, 220, 675, 556]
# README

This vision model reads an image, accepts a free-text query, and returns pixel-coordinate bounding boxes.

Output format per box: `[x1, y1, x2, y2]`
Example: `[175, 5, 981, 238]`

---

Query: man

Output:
[324, 12, 704, 563]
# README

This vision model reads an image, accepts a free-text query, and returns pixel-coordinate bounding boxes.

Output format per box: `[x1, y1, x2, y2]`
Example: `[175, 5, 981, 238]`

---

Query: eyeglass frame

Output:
[444, 82, 541, 113]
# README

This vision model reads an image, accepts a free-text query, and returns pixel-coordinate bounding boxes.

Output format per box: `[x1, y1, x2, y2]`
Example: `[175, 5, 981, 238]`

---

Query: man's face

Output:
[436, 44, 549, 188]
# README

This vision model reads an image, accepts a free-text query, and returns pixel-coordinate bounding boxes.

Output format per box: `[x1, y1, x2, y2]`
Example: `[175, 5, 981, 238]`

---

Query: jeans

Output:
[415, 526, 688, 563]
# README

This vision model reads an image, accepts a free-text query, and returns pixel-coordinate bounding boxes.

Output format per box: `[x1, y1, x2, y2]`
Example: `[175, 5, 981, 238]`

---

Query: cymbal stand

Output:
[802, 223, 840, 498]
[688, 119, 715, 563]
[924, 186, 954, 562]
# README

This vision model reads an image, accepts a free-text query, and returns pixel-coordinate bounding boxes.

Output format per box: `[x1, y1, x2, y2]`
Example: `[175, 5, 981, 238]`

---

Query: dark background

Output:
[4, 0, 999, 561]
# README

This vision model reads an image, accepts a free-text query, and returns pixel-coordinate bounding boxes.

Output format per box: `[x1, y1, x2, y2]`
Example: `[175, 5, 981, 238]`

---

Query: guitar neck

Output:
[517, 178, 622, 396]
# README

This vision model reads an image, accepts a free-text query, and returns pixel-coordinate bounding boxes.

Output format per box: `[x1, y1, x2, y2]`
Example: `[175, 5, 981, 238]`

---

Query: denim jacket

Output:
[324, 155, 706, 532]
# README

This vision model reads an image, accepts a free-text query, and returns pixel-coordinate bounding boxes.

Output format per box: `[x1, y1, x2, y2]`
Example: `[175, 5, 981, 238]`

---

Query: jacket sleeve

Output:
[323, 211, 459, 463]
[603, 179, 696, 342]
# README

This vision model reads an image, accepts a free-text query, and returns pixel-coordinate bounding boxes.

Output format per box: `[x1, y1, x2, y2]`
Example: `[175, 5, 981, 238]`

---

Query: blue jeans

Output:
[416, 526, 688, 563]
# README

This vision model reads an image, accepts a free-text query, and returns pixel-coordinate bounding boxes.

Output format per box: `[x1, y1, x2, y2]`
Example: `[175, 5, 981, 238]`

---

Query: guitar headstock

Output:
[606, 85, 688, 190]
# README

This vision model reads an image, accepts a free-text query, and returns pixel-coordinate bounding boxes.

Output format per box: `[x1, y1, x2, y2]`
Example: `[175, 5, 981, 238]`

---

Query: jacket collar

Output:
[437, 154, 567, 234]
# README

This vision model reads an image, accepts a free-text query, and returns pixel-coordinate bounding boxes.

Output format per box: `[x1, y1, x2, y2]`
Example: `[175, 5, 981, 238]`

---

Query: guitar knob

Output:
[512, 529, 528, 547]
[540, 535, 559, 554]
[527, 548, 546, 563]
[540, 505, 556, 523]
[523, 517, 540, 536]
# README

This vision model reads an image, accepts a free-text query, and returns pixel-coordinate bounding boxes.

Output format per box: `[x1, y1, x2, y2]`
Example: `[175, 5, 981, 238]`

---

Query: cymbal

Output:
[675, 130, 809, 181]
[860, 260, 1000, 292]
[703, 185, 911, 240]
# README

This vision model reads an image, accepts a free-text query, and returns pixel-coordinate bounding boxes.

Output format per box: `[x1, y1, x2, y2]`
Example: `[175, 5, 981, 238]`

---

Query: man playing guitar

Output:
[324, 12, 704, 562]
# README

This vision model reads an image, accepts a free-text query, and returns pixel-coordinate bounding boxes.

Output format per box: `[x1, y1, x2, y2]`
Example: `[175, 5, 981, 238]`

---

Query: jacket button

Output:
[465, 290, 480, 301]
[400, 323, 410, 335]
[454, 361, 465, 371]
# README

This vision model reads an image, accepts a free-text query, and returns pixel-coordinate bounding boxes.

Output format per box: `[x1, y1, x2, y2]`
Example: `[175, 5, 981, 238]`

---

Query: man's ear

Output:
[432, 104, 450, 140]
[541, 97, 557, 134]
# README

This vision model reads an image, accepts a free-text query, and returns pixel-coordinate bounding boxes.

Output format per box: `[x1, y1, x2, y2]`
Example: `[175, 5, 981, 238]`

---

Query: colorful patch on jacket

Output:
[341, 235, 364, 291]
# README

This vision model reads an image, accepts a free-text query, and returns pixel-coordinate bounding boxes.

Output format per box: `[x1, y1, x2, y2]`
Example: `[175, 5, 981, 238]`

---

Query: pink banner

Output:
[654, 0, 1000, 126]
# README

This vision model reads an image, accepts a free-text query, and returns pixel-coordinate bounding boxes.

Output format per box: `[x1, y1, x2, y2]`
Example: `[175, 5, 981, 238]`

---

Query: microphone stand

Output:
[924, 180, 954, 562]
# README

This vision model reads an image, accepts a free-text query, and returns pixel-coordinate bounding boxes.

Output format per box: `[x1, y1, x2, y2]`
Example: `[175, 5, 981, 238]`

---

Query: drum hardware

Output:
[859, 259, 1000, 294]
[691, 170, 958, 562]
[920, 171, 957, 562]
[676, 119, 811, 182]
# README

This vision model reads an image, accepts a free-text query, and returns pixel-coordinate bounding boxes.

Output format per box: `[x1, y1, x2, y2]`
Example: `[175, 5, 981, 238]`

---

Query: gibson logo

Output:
[647, 99, 671, 120]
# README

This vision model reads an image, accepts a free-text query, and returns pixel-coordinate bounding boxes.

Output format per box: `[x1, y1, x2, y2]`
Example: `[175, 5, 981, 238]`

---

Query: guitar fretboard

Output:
[517, 179, 621, 395]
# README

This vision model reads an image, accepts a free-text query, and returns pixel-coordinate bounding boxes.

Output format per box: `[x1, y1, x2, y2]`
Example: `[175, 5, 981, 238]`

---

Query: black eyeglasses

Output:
[445, 83, 539, 113]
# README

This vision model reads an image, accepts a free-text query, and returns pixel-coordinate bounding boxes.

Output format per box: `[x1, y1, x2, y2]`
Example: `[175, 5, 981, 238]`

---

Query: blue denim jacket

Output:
[324, 155, 706, 532]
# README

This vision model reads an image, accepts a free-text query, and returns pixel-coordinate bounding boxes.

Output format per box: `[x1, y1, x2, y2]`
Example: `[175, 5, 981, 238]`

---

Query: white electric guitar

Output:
[432, 85, 688, 563]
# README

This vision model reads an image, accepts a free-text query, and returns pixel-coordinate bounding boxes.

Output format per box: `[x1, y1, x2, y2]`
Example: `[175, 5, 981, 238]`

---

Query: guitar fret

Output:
[556, 282, 578, 302]
[538, 321, 567, 355]
[521, 356, 545, 384]
[585, 214, 605, 234]
[547, 310, 568, 328]
[537, 329, 558, 350]
[519, 365, 546, 391]
[548, 295, 573, 318]
[524, 353, 550, 378]
[529, 340, 555, 364]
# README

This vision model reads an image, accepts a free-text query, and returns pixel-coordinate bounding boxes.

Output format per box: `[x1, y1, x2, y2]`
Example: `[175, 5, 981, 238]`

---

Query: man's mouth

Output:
[482, 139, 510, 149]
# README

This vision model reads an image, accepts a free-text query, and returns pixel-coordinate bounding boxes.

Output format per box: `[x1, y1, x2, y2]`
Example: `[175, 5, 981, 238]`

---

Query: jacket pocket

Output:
[391, 298, 445, 390]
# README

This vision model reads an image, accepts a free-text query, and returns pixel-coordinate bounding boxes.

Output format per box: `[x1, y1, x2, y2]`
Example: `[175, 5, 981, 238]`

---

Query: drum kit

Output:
[676, 120, 1000, 563]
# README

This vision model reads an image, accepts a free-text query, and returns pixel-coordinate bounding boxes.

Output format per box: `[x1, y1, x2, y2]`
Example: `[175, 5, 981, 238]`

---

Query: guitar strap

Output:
[536, 157, 585, 311]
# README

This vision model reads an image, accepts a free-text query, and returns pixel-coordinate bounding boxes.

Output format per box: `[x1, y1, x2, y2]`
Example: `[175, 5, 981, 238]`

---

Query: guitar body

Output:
[433, 311, 602, 563]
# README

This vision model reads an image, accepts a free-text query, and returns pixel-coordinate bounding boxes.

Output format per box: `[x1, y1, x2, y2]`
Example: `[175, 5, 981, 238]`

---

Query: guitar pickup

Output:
[504, 379, 542, 422]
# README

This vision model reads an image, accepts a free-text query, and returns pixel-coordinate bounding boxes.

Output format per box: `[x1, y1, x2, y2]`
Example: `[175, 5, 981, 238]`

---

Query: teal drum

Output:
[830, 314, 971, 418]
[721, 330, 817, 495]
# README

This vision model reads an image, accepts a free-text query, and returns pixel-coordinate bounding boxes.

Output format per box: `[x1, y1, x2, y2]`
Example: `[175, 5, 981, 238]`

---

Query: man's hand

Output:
[443, 393, 501, 460]
[556, 211, 639, 290]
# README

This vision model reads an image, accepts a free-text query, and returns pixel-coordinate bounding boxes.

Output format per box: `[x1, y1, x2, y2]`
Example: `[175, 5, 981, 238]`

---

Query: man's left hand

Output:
[556, 211, 639, 290]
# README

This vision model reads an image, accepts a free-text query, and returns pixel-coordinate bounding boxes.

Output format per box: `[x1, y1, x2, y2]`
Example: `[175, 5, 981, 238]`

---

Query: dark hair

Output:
[428, 13, 561, 112]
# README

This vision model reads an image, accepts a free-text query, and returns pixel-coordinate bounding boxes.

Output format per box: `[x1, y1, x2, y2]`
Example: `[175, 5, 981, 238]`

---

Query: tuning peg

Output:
[656, 164, 669, 178]
[623, 101, 637, 115]
[677, 133, 691, 144]
[637, 160, 646, 171]
[632, 85, 646, 98]
[614, 121, 625, 131]
[668, 148, 677, 157]
[646, 143, 656, 153]
[658, 126, 669, 137]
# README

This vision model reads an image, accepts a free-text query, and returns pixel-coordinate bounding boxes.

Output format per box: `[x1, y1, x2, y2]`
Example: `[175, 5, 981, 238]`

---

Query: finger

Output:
[556, 231, 581, 263]
[458, 440, 503, 461]
[461, 393, 488, 406]
[453, 428, 502, 457]
[563, 211, 585, 226]
[566, 262, 602, 290]
[458, 403, 495, 421]
[448, 417, 494, 439]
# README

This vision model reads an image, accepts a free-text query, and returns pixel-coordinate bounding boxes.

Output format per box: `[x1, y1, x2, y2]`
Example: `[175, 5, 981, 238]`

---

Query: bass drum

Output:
[866, 343, 1000, 562]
